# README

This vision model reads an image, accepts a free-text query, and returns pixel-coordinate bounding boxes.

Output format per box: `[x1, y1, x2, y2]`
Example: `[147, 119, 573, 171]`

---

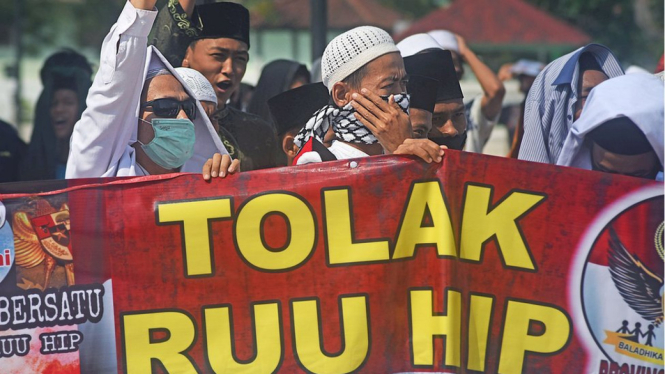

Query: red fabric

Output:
[394, 0, 591, 46]
[2, 152, 661, 373]
[656, 54, 664, 73]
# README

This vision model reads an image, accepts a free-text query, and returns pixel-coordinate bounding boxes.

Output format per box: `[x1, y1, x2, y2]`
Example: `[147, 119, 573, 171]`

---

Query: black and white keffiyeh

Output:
[293, 93, 410, 147]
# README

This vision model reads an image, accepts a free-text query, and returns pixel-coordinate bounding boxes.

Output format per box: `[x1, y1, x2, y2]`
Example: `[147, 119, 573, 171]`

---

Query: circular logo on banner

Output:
[0, 201, 15, 285]
[572, 185, 664, 373]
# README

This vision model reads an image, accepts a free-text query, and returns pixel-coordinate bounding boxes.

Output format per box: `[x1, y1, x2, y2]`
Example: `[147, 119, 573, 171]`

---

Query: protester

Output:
[150, 0, 279, 171]
[66, 0, 235, 179]
[427, 30, 506, 153]
[407, 75, 439, 139]
[0, 120, 26, 183]
[399, 44, 467, 150]
[557, 74, 663, 180]
[267, 83, 330, 166]
[518, 44, 624, 164]
[20, 50, 92, 181]
[293, 26, 445, 165]
[497, 59, 545, 158]
[247, 59, 311, 126]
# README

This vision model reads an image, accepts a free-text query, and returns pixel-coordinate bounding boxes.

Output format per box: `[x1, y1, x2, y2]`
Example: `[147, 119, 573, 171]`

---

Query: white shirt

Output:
[463, 95, 497, 153]
[296, 140, 369, 165]
[66, 1, 226, 178]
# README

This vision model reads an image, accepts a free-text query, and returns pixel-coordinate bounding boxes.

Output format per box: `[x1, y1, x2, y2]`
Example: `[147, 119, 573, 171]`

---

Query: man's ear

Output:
[282, 134, 299, 157]
[182, 47, 193, 68]
[331, 81, 351, 107]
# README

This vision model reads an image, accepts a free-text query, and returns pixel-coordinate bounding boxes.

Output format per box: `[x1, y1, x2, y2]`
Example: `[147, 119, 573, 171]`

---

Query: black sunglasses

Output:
[142, 98, 197, 120]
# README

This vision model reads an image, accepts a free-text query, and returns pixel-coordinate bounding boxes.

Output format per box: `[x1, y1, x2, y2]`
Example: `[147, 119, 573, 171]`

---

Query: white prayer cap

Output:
[321, 26, 399, 92]
[427, 30, 460, 53]
[175, 67, 217, 104]
[397, 33, 443, 58]
[625, 65, 650, 75]
[510, 59, 545, 77]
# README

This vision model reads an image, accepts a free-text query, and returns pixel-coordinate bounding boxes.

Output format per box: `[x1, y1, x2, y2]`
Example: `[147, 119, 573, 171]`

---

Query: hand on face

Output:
[350, 88, 412, 154]
[202, 153, 240, 180]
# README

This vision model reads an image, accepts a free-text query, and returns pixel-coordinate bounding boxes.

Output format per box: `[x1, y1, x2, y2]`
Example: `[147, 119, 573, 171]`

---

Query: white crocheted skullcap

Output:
[427, 30, 460, 53]
[397, 33, 443, 58]
[175, 67, 218, 104]
[322, 26, 399, 92]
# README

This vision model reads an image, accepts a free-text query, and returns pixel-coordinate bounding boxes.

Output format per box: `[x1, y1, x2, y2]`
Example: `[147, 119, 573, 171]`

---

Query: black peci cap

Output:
[403, 49, 463, 101]
[194, 2, 251, 48]
[268, 82, 330, 136]
[408, 75, 439, 113]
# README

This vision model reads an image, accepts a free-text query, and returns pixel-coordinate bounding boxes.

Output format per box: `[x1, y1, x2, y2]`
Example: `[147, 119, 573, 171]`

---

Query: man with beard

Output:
[151, 0, 278, 170]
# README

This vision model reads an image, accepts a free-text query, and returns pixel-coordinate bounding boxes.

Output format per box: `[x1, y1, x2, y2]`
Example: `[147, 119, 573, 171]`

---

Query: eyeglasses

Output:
[142, 98, 197, 120]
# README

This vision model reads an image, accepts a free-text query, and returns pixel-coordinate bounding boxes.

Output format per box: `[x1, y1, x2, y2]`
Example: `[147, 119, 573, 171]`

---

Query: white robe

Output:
[66, 1, 226, 178]
[556, 74, 664, 172]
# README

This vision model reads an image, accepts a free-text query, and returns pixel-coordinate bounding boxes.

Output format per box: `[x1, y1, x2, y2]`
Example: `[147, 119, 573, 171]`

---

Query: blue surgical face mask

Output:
[139, 118, 195, 169]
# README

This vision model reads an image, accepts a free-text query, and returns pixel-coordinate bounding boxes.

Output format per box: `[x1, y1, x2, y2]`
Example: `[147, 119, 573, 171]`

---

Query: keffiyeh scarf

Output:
[293, 94, 410, 147]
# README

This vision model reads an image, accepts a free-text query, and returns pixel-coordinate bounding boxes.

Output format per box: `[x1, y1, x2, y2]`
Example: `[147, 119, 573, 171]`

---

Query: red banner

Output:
[0, 151, 662, 373]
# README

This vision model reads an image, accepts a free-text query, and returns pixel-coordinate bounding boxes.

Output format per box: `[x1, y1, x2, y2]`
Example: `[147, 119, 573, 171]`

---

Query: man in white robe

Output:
[66, 0, 232, 179]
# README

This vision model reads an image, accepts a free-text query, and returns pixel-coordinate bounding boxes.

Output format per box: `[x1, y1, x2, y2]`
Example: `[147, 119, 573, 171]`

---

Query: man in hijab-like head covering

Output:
[557, 74, 663, 180]
[519, 44, 624, 164]
[66, 0, 237, 179]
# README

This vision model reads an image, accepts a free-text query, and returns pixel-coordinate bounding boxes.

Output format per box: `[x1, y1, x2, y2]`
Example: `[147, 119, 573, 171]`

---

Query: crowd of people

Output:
[0, 0, 663, 185]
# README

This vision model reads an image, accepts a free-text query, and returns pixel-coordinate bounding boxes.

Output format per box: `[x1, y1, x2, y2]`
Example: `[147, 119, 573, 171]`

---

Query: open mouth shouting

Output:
[215, 80, 233, 94]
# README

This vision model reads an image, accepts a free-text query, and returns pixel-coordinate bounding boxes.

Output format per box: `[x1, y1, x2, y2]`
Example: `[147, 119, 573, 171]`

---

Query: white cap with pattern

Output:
[321, 26, 399, 92]
[175, 67, 218, 104]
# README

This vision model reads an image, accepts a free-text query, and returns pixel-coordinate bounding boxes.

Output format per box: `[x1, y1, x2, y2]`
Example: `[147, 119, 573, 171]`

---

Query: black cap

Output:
[194, 2, 251, 48]
[403, 49, 463, 101]
[268, 83, 330, 136]
[587, 117, 654, 155]
[408, 75, 438, 113]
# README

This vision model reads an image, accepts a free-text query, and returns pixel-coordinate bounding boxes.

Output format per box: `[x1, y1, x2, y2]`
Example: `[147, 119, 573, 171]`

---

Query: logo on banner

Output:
[579, 192, 664, 371]
[11, 198, 74, 290]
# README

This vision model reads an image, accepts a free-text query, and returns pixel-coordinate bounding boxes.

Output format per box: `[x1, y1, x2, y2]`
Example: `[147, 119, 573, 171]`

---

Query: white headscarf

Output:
[427, 30, 460, 53]
[141, 48, 226, 172]
[397, 33, 443, 58]
[556, 74, 664, 171]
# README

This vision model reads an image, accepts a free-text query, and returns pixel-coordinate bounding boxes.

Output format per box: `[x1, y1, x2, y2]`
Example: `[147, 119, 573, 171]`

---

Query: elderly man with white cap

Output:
[422, 30, 506, 154]
[293, 26, 445, 165]
[65, 0, 238, 180]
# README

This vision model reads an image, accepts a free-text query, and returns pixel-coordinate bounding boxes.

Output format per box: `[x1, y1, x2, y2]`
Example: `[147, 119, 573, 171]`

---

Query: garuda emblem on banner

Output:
[11, 198, 74, 290]
[579, 192, 664, 371]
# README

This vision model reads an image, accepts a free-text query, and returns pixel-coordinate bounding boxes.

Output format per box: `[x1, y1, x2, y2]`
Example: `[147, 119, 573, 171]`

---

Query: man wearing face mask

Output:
[398, 42, 467, 150]
[293, 26, 445, 165]
[150, 0, 278, 171]
[66, 0, 237, 179]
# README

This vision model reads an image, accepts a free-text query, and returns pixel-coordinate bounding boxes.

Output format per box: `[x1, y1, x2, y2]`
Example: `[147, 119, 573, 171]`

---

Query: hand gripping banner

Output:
[0, 151, 662, 374]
